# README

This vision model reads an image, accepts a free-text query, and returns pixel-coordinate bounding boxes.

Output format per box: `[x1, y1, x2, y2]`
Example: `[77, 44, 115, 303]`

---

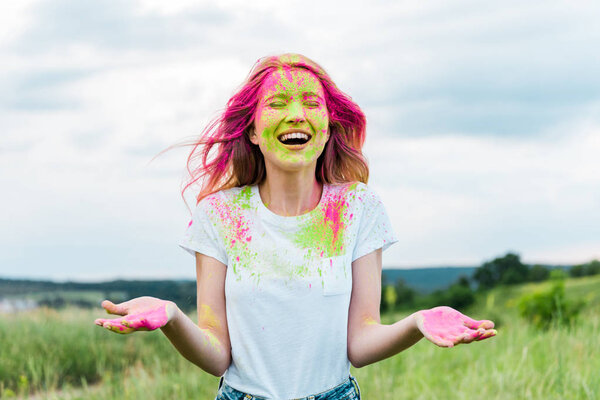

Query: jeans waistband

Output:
[216, 375, 361, 400]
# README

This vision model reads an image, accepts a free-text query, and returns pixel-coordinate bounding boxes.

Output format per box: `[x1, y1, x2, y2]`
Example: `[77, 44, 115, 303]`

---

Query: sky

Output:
[1, 0, 599, 281]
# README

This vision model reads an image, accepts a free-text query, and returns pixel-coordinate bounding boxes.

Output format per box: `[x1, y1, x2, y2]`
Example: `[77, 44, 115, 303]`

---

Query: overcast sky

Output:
[1, 0, 599, 281]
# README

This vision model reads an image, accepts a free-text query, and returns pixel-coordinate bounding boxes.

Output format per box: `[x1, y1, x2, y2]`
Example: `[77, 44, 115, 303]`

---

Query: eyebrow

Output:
[264, 94, 287, 102]
[302, 92, 324, 100]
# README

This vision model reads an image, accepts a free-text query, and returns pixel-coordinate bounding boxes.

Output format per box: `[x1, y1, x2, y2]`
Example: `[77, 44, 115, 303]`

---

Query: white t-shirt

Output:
[180, 182, 397, 399]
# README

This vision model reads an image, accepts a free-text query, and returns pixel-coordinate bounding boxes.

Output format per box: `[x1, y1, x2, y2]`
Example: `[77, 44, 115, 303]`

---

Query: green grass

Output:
[1, 276, 599, 399]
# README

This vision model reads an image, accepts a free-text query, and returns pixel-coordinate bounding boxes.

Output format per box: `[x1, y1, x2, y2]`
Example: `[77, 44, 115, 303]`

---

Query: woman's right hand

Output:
[94, 296, 178, 334]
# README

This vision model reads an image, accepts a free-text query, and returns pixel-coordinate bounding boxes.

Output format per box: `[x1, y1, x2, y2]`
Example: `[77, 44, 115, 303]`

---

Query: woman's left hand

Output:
[414, 306, 497, 348]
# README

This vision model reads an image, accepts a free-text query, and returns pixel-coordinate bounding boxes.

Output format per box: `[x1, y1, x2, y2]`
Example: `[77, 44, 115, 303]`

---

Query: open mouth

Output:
[277, 131, 311, 146]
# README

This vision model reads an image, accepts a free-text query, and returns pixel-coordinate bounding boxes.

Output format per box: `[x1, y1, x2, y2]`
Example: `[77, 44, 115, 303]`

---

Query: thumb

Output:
[102, 300, 129, 316]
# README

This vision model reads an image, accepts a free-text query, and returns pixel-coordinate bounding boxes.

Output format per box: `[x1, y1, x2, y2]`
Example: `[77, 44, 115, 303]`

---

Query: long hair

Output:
[183, 53, 369, 205]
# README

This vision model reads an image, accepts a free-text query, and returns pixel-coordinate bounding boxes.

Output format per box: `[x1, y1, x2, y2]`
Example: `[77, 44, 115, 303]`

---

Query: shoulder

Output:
[194, 185, 255, 222]
[197, 185, 253, 209]
[326, 181, 381, 205]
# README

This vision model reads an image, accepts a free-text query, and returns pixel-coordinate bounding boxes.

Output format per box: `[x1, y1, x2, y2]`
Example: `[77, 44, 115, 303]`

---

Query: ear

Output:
[248, 128, 259, 145]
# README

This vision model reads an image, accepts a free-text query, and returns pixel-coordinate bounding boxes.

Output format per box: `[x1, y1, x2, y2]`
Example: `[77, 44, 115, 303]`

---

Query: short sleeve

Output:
[352, 186, 398, 262]
[179, 198, 228, 266]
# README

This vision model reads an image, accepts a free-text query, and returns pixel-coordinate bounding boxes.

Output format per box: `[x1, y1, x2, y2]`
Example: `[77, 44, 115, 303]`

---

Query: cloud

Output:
[368, 114, 600, 266]
[13, 0, 230, 53]
[1, 0, 599, 279]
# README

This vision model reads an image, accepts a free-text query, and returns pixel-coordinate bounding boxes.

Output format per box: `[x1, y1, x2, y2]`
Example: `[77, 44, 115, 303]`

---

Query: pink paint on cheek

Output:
[188, 220, 193, 227]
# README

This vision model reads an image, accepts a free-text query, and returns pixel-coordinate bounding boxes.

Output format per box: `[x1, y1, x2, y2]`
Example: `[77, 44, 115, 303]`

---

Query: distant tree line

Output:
[380, 253, 600, 314]
[569, 260, 600, 277]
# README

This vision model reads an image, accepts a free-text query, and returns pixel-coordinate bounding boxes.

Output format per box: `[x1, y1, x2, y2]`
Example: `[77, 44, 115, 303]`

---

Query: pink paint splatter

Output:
[323, 193, 345, 248]
[210, 198, 252, 245]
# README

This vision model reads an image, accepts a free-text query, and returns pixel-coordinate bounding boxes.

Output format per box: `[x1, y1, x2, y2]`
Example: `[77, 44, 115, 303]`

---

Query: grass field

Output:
[1, 275, 599, 399]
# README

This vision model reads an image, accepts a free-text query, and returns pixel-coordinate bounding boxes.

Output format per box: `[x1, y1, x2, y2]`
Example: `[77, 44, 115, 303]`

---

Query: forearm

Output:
[348, 312, 423, 368]
[161, 306, 231, 376]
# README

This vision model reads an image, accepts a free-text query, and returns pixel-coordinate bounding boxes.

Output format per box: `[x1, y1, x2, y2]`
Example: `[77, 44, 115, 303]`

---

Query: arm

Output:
[161, 253, 231, 376]
[347, 249, 423, 368]
[347, 249, 496, 368]
[95, 253, 231, 376]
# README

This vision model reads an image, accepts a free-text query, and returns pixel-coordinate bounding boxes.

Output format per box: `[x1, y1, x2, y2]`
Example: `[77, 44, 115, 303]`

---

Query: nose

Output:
[286, 101, 306, 124]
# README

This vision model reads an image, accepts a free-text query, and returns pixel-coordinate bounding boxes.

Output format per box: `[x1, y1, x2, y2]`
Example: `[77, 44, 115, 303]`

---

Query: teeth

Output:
[280, 132, 309, 142]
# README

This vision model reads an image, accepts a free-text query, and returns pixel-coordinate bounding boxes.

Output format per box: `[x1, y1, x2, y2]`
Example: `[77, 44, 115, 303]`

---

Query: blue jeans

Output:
[215, 376, 361, 400]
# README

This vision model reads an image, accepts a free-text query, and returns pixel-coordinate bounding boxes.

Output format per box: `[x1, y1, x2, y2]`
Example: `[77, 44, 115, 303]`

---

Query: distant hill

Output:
[382, 267, 477, 293]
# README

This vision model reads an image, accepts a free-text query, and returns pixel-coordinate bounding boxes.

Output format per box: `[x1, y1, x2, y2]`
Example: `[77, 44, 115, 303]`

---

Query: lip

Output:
[277, 129, 312, 150]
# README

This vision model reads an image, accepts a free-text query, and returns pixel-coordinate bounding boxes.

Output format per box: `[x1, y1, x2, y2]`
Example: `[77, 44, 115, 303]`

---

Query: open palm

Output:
[415, 306, 497, 348]
[94, 296, 175, 334]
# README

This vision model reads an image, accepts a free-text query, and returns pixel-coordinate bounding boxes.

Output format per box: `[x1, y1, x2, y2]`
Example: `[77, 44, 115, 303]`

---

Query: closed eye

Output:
[268, 102, 286, 108]
[305, 101, 320, 107]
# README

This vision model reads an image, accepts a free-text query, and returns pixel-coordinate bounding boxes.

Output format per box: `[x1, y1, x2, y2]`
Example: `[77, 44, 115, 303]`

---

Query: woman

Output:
[95, 53, 497, 400]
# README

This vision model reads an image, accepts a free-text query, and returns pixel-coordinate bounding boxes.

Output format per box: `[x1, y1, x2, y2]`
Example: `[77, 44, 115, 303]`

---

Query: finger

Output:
[459, 328, 485, 344]
[101, 300, 130, 316]
[476, 320, 495, 330]
[462, 315, 495, 330]
[121, 318, 150, 331]
[95, 318, 122, 327]
[475, 329, 498, 341]
[103, 320, 135, 334]
[96, 317, 133, 332]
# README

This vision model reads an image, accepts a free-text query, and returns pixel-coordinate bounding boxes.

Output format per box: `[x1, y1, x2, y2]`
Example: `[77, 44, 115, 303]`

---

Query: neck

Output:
[258, 165, 322, 217]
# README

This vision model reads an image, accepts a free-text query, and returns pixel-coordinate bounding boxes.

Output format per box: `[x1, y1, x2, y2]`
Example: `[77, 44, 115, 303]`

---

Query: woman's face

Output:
[250, 68, 329, 173]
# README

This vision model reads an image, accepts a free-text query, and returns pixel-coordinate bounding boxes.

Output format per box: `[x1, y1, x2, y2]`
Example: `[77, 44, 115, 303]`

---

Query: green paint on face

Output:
[253, 68, 330, 171]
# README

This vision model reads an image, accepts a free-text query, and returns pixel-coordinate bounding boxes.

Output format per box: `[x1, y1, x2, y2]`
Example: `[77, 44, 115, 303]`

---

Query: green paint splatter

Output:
[293, 182, 358, 259]
[233, 186, 253, 210]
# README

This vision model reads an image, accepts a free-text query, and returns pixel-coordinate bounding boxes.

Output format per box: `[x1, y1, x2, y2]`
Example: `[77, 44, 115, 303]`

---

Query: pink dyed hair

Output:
[183, 53, 369, 204]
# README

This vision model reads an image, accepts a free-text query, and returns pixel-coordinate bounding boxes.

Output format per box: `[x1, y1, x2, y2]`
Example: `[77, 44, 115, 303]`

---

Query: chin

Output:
[269, 158, 316, 173]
